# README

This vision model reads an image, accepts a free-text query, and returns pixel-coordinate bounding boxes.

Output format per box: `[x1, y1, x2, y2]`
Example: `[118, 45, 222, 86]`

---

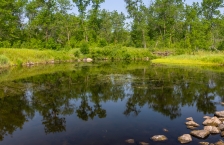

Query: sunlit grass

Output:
[152, 51, 224, 66]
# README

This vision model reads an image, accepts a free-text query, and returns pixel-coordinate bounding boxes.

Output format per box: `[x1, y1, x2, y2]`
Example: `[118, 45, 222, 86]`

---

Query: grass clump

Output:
[0, 55, 9, 65]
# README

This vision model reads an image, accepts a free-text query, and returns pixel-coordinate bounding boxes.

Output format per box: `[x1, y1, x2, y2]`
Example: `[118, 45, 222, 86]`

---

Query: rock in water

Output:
[215, 140, 224, 145]
[219, 124, 224, 131]
[203, 117, 222, 126]
[163, 128, 168, 132]
[190, 130, 210, 139]
[139, 142, 149, 145]
[215, 111, 224, 117]
[178, 134, 192, 144]
[204, 126, 220, 134]
[151, 135, 168, 141]
[187, 126, 197, 130]
[185, 121, 200, 127]
[203, 116, 211, 119]
[186, 117, 193, 121]
[221, 131, 224, 137]
[125, 139, 134, 143]
[199, 142, 210, 145]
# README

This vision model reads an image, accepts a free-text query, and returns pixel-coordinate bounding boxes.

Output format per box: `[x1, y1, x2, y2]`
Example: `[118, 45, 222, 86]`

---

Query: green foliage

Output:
[0, 55, 9, 65]
[74, 50, 80, 57]
[98, 39, 107, 47]
[80, 42, 90, 54]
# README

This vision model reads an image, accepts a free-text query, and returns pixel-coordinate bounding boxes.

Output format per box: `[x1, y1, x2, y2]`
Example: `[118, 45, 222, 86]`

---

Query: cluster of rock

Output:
[125, 111, 224, 144]
[179, 111, 224, 144]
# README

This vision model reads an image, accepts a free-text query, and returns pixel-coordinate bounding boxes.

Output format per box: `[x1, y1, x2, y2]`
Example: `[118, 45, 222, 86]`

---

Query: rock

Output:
[204, 126, 220, 134]
[221, 131, 224, 137]
[163, 128, 168, 132]
[125, 139, 134, 143]
[186, 117, 193, 121]
[139, 142, 149, 145]
[151, 135, 168, 141]
[190, 130, 210, 139]
[219, 124, 224, 131]
[215, 111, 224, 117]
[185, 121, 200, 127]
[219, 118, 224, 122]
[203, 117, 222, 126]
[178, 134, 192, 144]
[83, 58, 93, 62]
[203, 116, 211, 119]
[215, 140, 224, 145]
[199, 142, 210, 145]
[187, 126, 197, 130]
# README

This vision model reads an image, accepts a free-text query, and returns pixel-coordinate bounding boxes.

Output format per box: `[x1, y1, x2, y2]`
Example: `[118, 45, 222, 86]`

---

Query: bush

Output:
[0, 55, 9, 65]
[98, 39, 107, 47]
[74, 50, 80, 57]
[80, 42, 89, 54]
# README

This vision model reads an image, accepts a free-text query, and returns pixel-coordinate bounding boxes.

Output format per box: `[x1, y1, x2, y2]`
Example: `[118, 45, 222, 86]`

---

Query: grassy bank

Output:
[0, 47, 154, 67]
[152, 51, 224, 66]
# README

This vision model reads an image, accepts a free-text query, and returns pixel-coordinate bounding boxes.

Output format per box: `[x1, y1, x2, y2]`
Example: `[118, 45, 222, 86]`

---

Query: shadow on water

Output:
[0, 62, 224, 144]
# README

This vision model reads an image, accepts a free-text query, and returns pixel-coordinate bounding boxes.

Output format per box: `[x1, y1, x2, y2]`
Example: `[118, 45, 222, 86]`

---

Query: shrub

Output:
[80, 42, 89, 54]
[0, 55, 9, 65]
[74, 50, 80, 57]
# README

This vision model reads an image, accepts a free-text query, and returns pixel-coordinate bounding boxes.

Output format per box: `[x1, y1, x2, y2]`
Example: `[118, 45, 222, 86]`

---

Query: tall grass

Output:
[152, 51, 224, 65]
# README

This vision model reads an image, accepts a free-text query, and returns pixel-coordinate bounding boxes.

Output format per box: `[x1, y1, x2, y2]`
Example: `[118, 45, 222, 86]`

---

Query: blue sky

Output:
[100, 0, 202, 14]
[71, 0, 202, 15]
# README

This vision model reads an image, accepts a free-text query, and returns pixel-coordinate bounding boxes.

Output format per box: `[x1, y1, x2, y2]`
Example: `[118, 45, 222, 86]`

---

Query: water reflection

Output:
[0, 63, 223, 143]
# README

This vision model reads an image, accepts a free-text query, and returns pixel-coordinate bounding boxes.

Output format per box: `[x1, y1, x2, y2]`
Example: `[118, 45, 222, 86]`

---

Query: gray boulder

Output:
[178, 134, 192, 144]
[186, 117, 193, 121]
[190, 130, 210, 138]
[219, 124, 224, 131]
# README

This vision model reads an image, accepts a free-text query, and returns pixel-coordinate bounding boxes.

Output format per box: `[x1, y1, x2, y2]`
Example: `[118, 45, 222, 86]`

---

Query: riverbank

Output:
[152, 51, 224, 66]
[0, 47, 154, 68]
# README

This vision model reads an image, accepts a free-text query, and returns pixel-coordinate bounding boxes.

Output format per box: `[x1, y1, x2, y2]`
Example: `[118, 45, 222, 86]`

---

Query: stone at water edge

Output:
[199, 142, 210, 145]
[221, 131, 224, 137]
[178, 134, 192, 144]
[204, 126, 220, 134]
[219, 124, 224, 131]
[190, 130, 210, 139]
[186, 117, 193, 121]
[151, 135, 168, 141]
[125, 139, 134, 143]
[215, 111, 224, 117]
[185, 121, 200, 127]
[203, 116, 222, 126]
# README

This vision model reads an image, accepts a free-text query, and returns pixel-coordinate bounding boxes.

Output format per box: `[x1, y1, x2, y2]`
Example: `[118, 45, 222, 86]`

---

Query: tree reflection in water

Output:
[0, 63, 223, 141]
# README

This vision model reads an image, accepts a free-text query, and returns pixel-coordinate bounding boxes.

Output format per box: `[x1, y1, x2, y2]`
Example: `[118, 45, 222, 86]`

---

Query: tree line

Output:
[0, 0, 224, 51]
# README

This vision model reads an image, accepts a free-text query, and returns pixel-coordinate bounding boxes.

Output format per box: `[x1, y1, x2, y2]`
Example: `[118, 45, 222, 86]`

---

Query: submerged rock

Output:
[178, 134, 192, 144]
[190, 130, 210, 139]
[139, 142, 149, 145]
[151, 135, 168, 141]
[185, 121, 200, 127]
[204, 126, 220, 134]
[186, 117, 193, 121]
[215, 111, 224, 117]
[125, 139, 134, 143]
[203, 117, 221, 126]
[199, 142, 210, 145]
[163, 128, 168, 132]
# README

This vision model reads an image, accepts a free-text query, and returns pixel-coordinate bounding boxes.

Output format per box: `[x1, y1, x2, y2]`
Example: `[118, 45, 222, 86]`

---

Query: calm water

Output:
[0, 62, 224, 145]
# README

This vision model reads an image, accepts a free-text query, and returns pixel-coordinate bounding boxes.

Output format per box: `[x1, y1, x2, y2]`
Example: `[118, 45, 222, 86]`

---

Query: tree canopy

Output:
[0, 0, 224, 51]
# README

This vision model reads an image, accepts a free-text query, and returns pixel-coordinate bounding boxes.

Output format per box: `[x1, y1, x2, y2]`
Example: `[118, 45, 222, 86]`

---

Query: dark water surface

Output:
[0, 62, 224, 145]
